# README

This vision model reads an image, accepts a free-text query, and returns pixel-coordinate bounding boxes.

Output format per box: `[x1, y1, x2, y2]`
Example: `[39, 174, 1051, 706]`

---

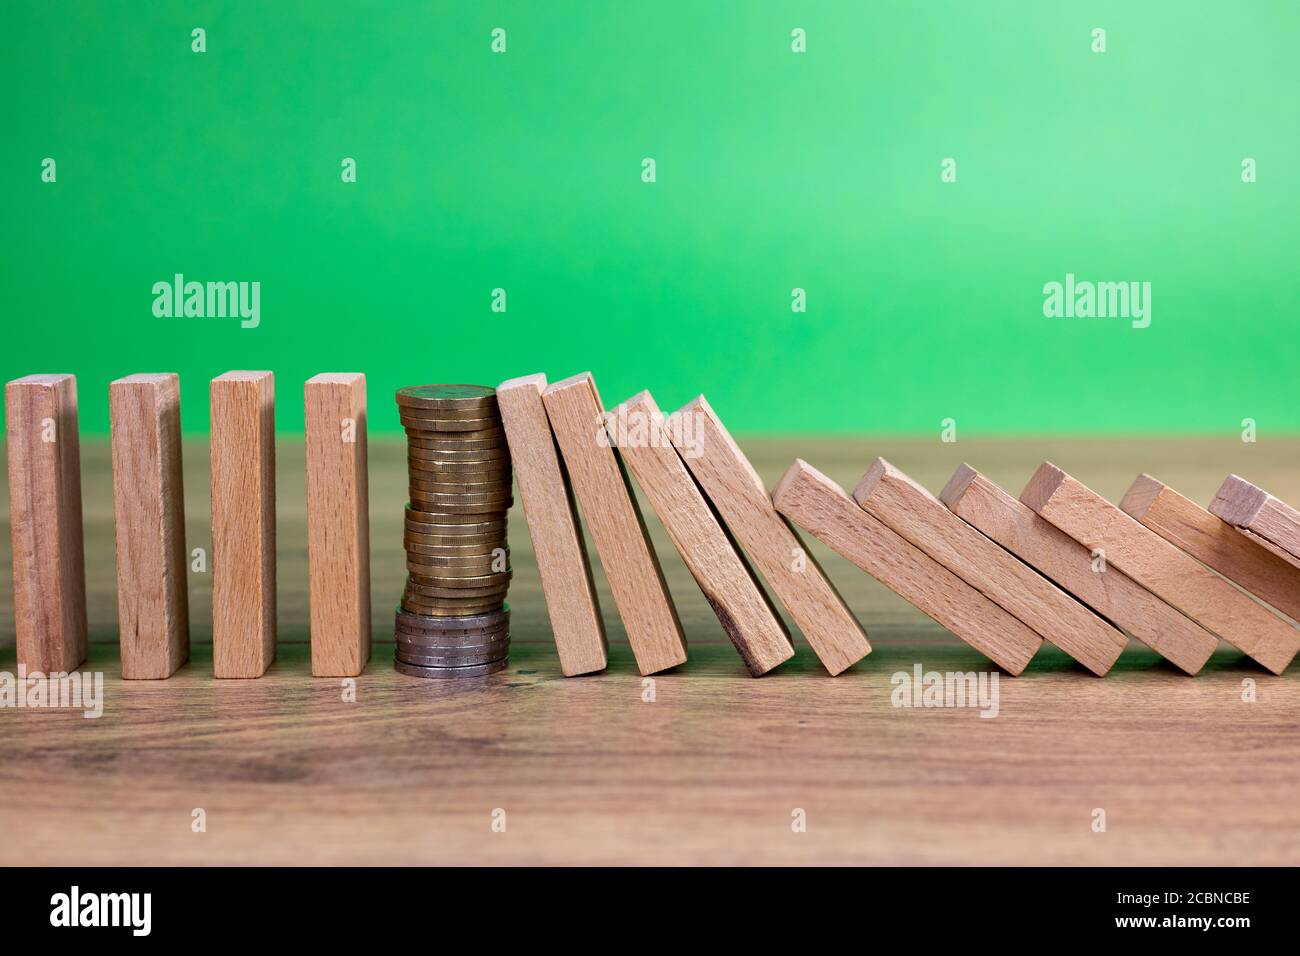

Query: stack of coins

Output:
[396, 384, 512, 678]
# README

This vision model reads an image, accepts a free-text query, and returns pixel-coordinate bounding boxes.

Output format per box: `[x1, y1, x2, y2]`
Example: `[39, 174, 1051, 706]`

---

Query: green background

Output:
[3, 1, 1297, 436]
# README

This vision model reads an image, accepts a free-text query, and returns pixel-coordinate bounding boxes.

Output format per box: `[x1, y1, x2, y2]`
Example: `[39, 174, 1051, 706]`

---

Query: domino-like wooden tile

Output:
[608, 391, 793, 676]
[944, 465, 1215, 675]
[1023, 462, 1299, 675]
[856, 458, 1125, 676]
[773, 459, 1041, 675]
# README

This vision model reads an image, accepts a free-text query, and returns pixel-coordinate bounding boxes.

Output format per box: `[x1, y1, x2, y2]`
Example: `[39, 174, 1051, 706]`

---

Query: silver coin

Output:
[393, 658, 509, 679]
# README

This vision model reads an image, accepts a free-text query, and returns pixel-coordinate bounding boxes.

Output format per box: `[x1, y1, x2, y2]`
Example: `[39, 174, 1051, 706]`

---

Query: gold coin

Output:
[400, 414, 499, 432]
[405, 507, 507, 528]
[395, 384, 497, 411]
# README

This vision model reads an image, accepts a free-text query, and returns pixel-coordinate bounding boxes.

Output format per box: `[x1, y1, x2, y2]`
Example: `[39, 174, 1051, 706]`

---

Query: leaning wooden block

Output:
[1023, 463, 1299, 675]
[944, 465, 1216, 675]
[498, 373, 608, 676]
[109, 373, 189, 678]
[607, 391, 793, 676]
[774, 459, 1041, 675]
[541, 372, 685, 675]
[666, 396, 870, 675]
[856, 458, 1124, 675]
[210, 371, 277, 678]
[5, 373, 87, 672]
[1209, 475, 1300, 570]
[304, 373, 371, 677]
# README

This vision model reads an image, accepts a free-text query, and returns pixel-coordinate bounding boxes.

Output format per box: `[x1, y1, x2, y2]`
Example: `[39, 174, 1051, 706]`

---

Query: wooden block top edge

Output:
[305, 372, 365, 386]
[609, 388, 658, 416]
[850, 457, 890, 504]
[1209, 474, 1270, 526]
[6, 373, 75, 388]
[1019, 461, 1069, 512]
[110, 372, 179, 388]
[497, 372, 548, 394]
[1117, 473, 1167, 521]
[543, 370, 595, 396]
[937, 463, 980, 509]
[774, 457, 845, 505]
[213, 370, 274, 384]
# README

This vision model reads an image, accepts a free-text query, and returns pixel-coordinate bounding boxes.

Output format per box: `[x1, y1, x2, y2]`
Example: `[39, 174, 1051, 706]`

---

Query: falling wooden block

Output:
[607, 391, 793, 676]
[498, 373, 608, 676]
[210, 371, 277, 678]
[541, 372, 686, 675]
[944, 465, 1216, 675]
[304, 373, 371, 677]
[109, 373, 189, 679]
[1023, 462, 1299, 675]
[1209, 475, 1300, 570]
[856, 458, 1125, 675]
[666, 396, 870, 675]
[773, 459, 1041, 675]
[4, 374, 87, 672]
[1122, 474, 1300, 624]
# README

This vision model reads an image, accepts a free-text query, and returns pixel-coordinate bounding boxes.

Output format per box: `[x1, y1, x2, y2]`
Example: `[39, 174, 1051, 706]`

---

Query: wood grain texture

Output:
[109, 373, 189, 678]
[774, 459, 1041, 675]
[667, 396, 870, 675]
[1122, 474, 1300, 623]
[541, 372, 685, 675]
[304, 373, 371, 677]
[944, 465, 1216, 675]
[210, 371, 277, 678]
[1023, 462, 1299, 675]
[4, 437, 1300, 866]
[497, 373, 607, 676]
[1209, 474, 1300, 568]
[4, 373, 87, 672]
[607, 391, 792, 676]
[856, 458, 1124, 676]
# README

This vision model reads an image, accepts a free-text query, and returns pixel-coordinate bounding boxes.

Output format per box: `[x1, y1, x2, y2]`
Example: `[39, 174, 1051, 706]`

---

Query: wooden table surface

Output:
[1, 436, 1297, 865]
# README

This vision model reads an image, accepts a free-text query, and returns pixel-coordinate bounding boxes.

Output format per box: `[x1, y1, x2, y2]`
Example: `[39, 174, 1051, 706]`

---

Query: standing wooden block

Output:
[210, 371, 276, 678]
[541, 372, 686, 675]
[4, 374, 87, 672]
[1122, 474, 1300, 623]
[109, 373, 189, 678]
[1209, 475, 1300, 569]
[666, 396, 870, 675]
[497, 373, 608, 676]
[774, 459, 1041, 674]
[853, 458, 1124, 675]
[304, 373, 371, 677]
[1023, 463, 1299, 675]
[607, 391, 793, 676]
[944, 466, 1216, 675]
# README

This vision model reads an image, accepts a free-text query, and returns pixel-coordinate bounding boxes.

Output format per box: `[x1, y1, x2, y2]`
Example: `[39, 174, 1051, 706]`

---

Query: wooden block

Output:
[1122, 474, 1300, 623]
[773, 459, 1041, 675]
[944, 466, 1216, 675]
[541, 372, 686, 675]
[853, 458, 1123, 673]
[1209, 475, 1300, 568]
[210, 371, 277, 678]
[4, 374, 87, 672]
[304, 373, 371, 677]
[498, 373, 608, 676]
[109, 373, 189, 678]
[606, 391, 793, 676]
[665, 396, 870, 675]
[1023, 462, 1299, 675]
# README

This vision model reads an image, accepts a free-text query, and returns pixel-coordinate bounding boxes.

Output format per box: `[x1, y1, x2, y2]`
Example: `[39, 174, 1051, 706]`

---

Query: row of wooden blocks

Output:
[504, 373, 1300, 678]
[6, 371, 369, 678]
[7, 370, 1300, 680]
